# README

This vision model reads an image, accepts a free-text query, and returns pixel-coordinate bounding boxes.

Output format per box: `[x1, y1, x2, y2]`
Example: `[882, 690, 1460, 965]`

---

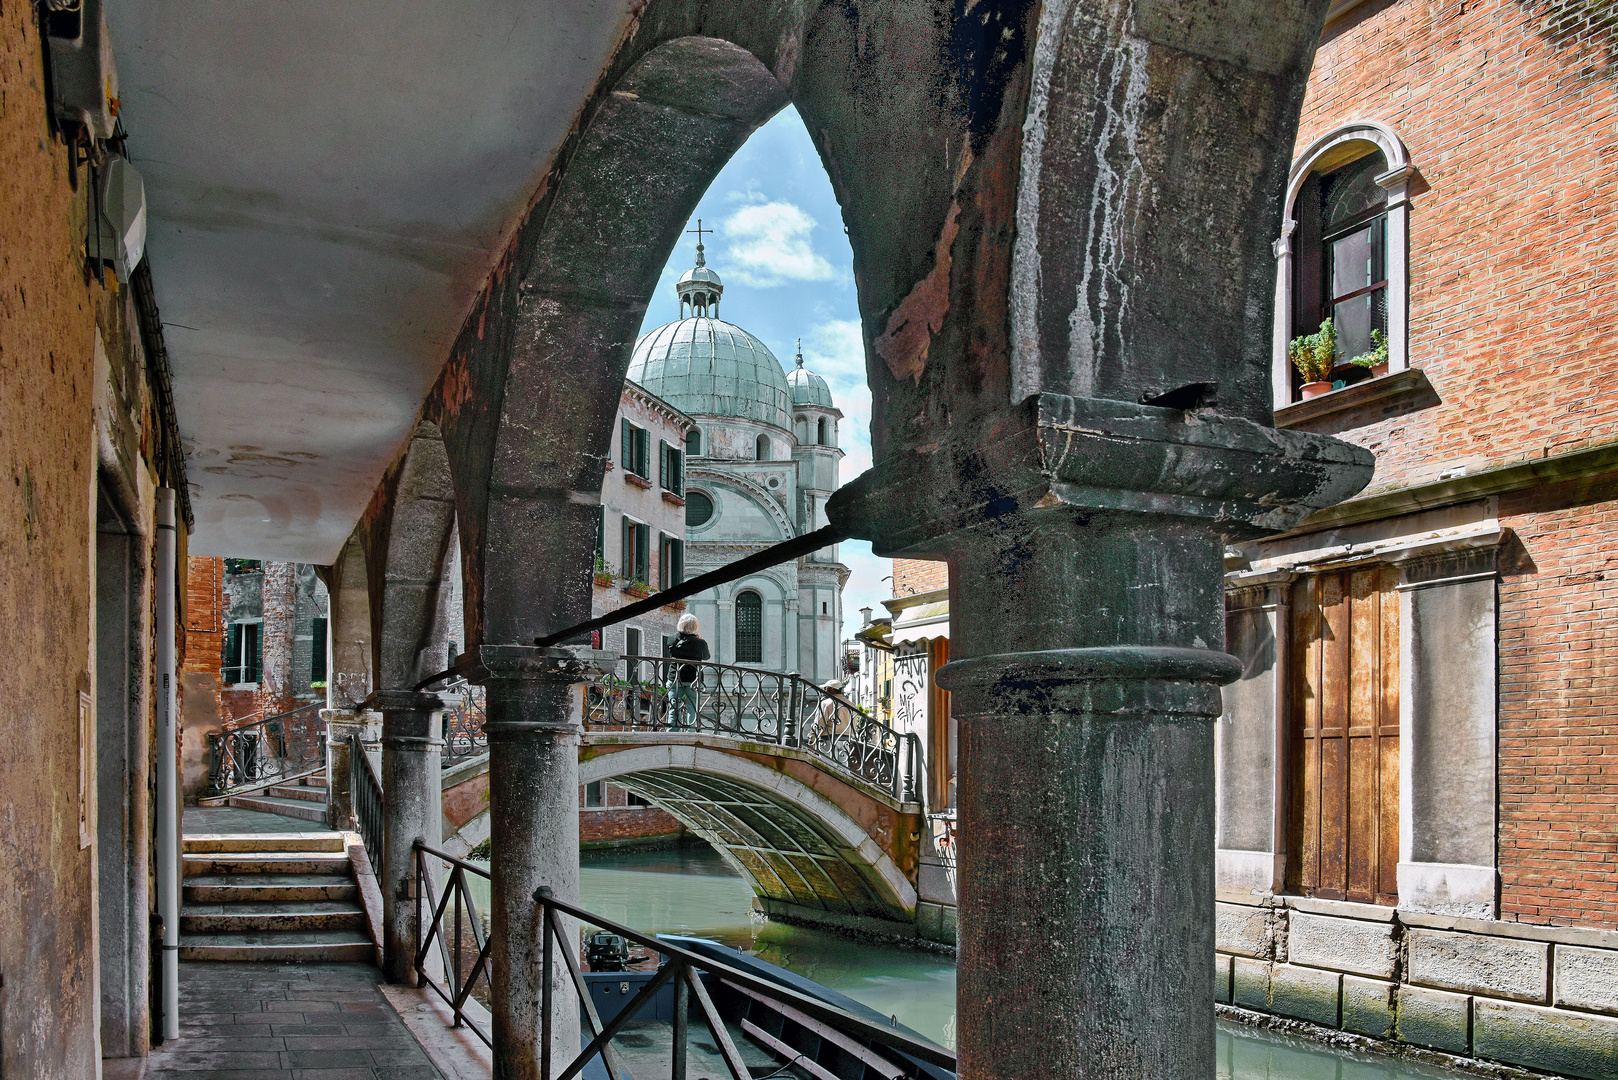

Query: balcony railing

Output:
[584, 655, 921, 804]
[205, 701, 325, 797]
[440, 681, 487, 765]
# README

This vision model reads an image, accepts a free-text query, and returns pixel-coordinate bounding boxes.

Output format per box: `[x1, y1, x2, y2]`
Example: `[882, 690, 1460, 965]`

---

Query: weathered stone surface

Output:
[1555, 945, 1618, 1015]
[1268, 963, 1341, 1028]
[1472, 998, 1618, 1080]
[1288, 911, 1398, 978]
[1214, 954, 1233, 1004]
[1396, 984, 1472, 1054]
[1232, 957, 1271, 1012]
[1217, 901, 1274, 958]
[1342, 975, 1396, 1039]
[1408, 928, 1549, 1003]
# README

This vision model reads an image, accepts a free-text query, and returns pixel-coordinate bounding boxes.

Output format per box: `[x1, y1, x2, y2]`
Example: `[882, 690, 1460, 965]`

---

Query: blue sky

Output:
[634, 106, 892, 644]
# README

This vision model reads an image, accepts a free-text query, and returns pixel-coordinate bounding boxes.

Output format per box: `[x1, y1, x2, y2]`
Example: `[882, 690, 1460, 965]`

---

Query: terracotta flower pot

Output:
[1371, 360, 1389, 378]
[1300, 381, 1333, 400]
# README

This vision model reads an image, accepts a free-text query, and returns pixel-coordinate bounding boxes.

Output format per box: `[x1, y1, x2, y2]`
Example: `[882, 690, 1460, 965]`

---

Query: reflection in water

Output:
[468, 843, 1467, 1077]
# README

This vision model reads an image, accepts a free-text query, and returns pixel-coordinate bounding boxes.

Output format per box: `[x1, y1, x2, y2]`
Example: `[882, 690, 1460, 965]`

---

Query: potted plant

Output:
[622, 578, 651, 599]
[1288, 318, 1338, 400]
[1348, 328, 1390, 379]
[592, 554, 613, 588]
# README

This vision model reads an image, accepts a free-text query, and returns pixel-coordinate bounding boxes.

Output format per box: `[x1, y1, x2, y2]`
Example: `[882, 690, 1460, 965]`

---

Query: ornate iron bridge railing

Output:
[440, 680, 487, 765]
[205, 701, 325, 797]
[584, 655, 922, 803]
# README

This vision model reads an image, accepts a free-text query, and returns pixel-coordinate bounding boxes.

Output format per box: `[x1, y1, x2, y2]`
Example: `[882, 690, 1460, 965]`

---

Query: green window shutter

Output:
[596, 506, 604, 559]
[636, 524, 649, 582]
[621, 516, 632, 577]
[621, 418, 631, 469]
[311, 618, 328, 684]
[225, 623, 241, 683]
[670, 447, 683, 496]
[248, 623, 263, 683]
[659, 439, 669, 489]
[637, 428, 650, 477]
[671, 538, 683, 586]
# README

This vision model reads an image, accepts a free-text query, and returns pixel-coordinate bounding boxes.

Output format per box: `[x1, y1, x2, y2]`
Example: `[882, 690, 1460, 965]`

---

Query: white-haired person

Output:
[666, 613, 709, 730]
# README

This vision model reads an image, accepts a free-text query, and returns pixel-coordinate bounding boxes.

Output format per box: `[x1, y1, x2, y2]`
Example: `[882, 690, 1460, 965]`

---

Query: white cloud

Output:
[721, 202, 837, 288]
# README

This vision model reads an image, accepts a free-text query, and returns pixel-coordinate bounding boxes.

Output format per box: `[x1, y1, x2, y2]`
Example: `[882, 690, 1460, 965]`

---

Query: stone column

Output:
[322, 707, 365, 830]
[470, 645, 602, 1080]
[938, 509, 1235, 1079]
[374, 689, 447, 984]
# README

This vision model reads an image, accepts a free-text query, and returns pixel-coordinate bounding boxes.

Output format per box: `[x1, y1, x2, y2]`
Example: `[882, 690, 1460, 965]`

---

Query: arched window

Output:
[685, 428, 702, 457]
[1274, 122, 1413, 407]
[734, 591, 763, 664]
[755, 434, 770, 461]
[817, 417, 830, 446]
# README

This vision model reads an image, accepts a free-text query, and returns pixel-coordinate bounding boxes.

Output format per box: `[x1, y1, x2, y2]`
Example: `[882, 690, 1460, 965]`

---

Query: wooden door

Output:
[1287, 567, 1400, 904]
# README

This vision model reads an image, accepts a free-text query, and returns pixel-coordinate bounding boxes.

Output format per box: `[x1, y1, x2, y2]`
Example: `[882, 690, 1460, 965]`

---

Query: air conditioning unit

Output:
[91, 155, 147, 280]
[44, 0, 119, 141]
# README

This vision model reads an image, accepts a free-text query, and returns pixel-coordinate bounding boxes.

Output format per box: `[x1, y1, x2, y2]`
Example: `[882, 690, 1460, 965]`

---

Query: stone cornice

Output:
[1283, 441, 1618, 538]
[623, 378, 697, 433]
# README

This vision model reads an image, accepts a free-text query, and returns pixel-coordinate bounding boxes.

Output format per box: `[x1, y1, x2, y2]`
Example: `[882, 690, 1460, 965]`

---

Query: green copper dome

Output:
[786, 343, 834, 408]
[629, 317, 793, 430]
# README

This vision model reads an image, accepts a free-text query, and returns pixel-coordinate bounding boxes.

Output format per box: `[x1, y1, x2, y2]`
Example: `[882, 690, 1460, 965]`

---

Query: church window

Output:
[1275, 122, 1413, 407]
[224, 620, 262, 685]
[660, 535, 683, 589]
[686, 429, 702, 457]
[659, 440, 684, 496]
[755, 434, 771, 461]
[685, 490, 714, 528]
[817, 417, 830, 445]
[1286, 567, 1400, 905]
[621, 419, 650, 478]
[735, 591, 763, 664]
[620, 519, 649, 584]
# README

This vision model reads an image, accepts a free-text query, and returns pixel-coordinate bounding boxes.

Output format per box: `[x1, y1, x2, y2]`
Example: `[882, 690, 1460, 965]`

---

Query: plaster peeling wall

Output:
[0, 9, 107, 1074]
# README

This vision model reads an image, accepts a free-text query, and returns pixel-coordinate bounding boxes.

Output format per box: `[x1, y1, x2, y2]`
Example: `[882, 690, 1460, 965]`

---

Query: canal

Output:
[467, 843, 1471, 1079]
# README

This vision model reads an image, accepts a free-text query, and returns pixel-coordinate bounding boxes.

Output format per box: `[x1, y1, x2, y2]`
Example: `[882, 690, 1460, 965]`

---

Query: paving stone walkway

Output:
[184, 806, 331, 834]
[139, 961, 445, 1078]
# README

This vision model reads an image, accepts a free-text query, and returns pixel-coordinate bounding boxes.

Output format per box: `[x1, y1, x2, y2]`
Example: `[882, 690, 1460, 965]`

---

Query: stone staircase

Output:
[224, 771, 329, 823]
[180, 833, 376, 962]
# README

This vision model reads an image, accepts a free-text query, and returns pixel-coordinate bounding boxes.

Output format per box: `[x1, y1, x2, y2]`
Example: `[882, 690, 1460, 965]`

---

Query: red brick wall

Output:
[893, 559, 948, 599]
[578, 781, 685, 845]
[1496, 484, 1618, 929]
[1297, 0, 1618, 489]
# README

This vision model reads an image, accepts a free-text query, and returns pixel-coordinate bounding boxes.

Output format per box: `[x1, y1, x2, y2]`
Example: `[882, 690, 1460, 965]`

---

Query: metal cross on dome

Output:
[687, 219, 713, 265]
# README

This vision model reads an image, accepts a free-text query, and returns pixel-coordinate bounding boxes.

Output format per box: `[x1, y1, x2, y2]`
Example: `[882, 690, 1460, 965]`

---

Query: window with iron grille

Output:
[734, 591, 763, 664]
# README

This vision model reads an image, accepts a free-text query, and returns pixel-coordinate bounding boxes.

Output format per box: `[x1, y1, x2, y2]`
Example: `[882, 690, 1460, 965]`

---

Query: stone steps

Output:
[227, 793, 327, 822]
[181, 899, 366, 933]
[265, 783, 326, 803]
[183, 832, 345, 854]
[184, 872, 359, 904]
[178, 928, 375, 963]
[178, 833, 375, 964]
[182, 850, 350, 876]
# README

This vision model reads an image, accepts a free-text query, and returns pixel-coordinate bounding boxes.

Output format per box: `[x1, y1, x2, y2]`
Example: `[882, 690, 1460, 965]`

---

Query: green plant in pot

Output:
[1348, 329, 1390, 378]
[1288, 318, 1339, 400]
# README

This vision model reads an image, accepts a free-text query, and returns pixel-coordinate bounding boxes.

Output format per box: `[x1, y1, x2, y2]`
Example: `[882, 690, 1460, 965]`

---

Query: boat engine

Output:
[584, 930, 632, 972]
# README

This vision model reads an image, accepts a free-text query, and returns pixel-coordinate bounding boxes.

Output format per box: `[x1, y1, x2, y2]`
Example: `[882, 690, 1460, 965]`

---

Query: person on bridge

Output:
[667, 614, 709, 731]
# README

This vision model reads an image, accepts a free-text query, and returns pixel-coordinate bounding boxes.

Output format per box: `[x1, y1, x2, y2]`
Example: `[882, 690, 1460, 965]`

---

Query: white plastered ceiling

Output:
[110, 2, 637, 561]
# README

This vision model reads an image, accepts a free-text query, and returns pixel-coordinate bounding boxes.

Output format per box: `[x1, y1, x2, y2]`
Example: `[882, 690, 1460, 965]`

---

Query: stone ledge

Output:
[1273, 367, 1434, 430]
[1284, 894, 1399, 923]
[1400, 909, 1618, 951]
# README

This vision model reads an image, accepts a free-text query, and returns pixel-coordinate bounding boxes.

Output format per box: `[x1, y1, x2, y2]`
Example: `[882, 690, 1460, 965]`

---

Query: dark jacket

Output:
[667, 632, 710, 682]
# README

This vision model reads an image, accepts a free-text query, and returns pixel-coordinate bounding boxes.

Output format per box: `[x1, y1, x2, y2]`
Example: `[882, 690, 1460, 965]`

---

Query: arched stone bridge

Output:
[435, 660, 955, 942]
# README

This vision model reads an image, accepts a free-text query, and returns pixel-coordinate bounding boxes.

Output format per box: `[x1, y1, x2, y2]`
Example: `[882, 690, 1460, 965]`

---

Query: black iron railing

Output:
[534, 887, 956, 1080]
[441, 681, 487, 765]
[413, 841, 493, 1046]
[205, 702, 325, 797]
[352, 732, 384, 872]
[585, 655, 922, 803]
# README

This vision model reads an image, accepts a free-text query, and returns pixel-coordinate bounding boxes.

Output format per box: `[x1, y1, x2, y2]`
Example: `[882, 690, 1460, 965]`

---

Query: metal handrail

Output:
[413, 841, 493, 1047]
[205, 701, 325, 797]
[534, 886, 956, 1080]
[585, 655, 922, 803]
[352, 732, 384, 873]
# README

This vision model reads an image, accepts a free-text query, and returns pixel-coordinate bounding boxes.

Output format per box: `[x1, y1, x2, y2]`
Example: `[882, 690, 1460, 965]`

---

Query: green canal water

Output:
[464, 844, 1467, 1079]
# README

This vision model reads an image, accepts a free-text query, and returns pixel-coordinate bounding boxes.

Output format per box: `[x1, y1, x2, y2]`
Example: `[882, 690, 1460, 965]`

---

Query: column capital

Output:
[937, 646, 1238, 718]
[364, 689, 451, 714]
[828, 393, 1375, 560]
[460, 644, 614, 686]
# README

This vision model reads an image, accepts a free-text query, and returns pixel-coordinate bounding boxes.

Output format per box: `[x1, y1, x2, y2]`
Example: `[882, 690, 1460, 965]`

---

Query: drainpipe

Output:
[155, 488, 180, 1041]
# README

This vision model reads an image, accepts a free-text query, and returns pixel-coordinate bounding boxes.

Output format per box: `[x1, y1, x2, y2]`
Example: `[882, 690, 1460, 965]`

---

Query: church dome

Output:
[629, 317, 793, 430]
[786, 343, 834, 408]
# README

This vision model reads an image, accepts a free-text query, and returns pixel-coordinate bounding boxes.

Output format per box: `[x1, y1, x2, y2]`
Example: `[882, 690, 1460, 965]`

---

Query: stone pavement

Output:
[185, 806, 331, 834]
[129, 961, 445, 1078]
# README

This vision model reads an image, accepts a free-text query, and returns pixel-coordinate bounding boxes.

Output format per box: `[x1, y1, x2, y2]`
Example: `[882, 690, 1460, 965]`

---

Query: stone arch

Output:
[580, 743, 917, 925]
[324, 532, 374, 707]
[363, 421, 458, 689]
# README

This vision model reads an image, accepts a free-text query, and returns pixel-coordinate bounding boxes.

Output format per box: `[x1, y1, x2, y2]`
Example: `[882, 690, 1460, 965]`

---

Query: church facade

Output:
[627, 246, 848, 684]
